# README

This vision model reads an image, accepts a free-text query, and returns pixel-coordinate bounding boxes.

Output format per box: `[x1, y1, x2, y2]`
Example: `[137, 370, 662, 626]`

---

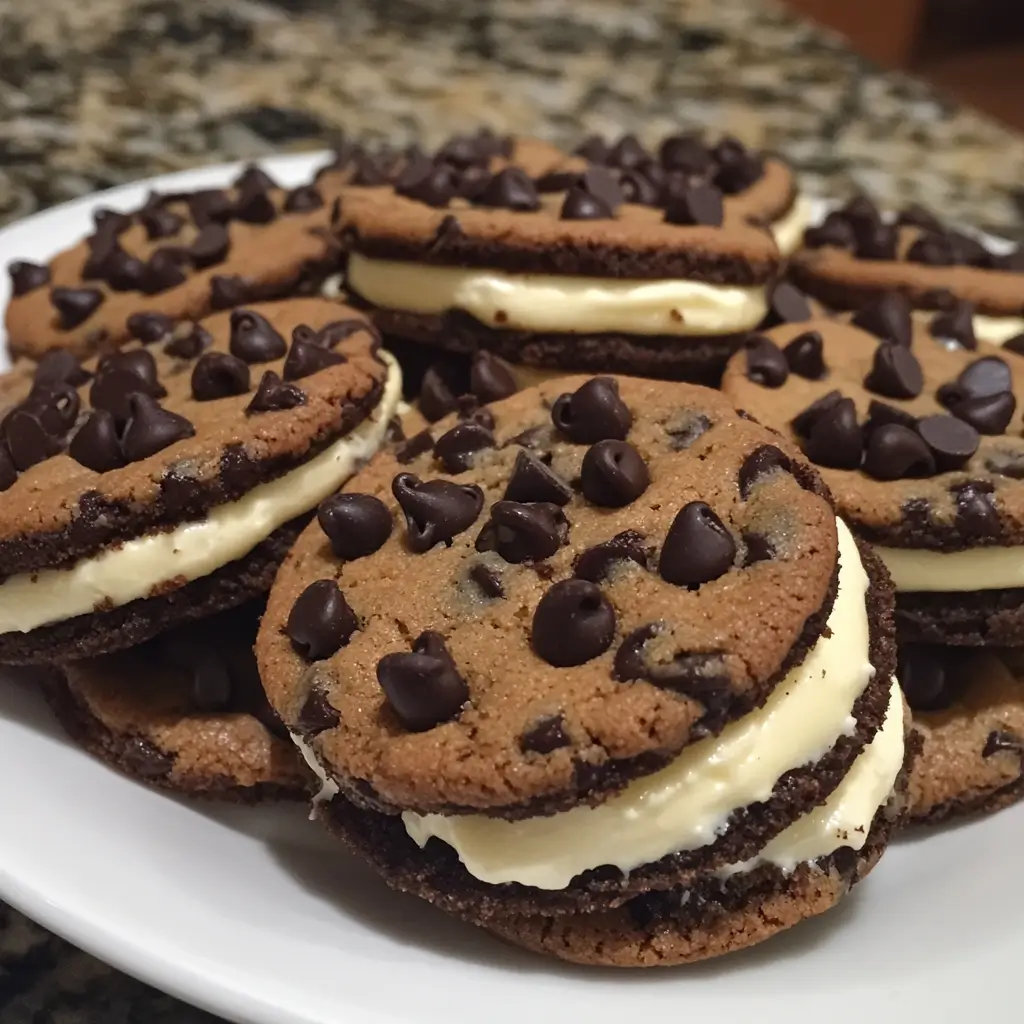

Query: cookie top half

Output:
[257, 374, 839, 817]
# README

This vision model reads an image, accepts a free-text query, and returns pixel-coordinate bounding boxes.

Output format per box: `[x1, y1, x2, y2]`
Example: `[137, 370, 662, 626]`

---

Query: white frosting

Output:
[978, 313, 1024, 347]
[346, 252, 767, 337]
[875, 544, 1024, 593]
[291, 731, 340, 815]
[402, 519, 878, 890]
[771, 195, 814, 258]
[0, 353, 402, 634]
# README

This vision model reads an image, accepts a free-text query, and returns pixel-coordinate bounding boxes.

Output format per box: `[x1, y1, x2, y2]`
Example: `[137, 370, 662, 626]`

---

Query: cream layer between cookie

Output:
[875, 544, 1024, 593]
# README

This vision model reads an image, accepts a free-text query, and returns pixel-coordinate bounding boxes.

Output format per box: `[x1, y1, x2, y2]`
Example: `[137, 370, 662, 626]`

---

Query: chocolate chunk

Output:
[317, 493, 393, 560]
[8, 260, 50, 296]
[296, 687, 340, 737]
[396, 157, 458, 208]
[783, 330, 825, 379]
[803, 397, 863, 469]
[34, 350, 91, 388]
[189, 223, 231, 269]
[712, 138, 763, 193]
[560, 186, 615, 221]
[659, 501, 736, 587]
[612, 623, 660, 682]
[50, 287, 103, 330]
[3, 410, 61, 471]
[851, 293, 912, 347]
[574, 531, 648, 582]
[502, 450, 572, 505]
[531, 579, 615, 667]
[659, 134, 713, 175]
[469, 351, 516, 404]
[464, 562, 503, 602]
[862, 424, 936, 480]
[284, 185, 324, 213]
[282, 336, 347, 381]
[140, 249, 188, 295]
[476, 500, 568, 564]
[69, 410, 125, 473]
[377, 631, 469, 732]
[140, 206, 184, 240]
[121, 395, 196, 462]
[929, 301, 977, 350]
[286, 579, 358, 661]
[165, 323, 213, 359]
[743, 335, 789, 387]
[121, 738, 173, 779]
[210, 274, 250, 309]
[475, 167, 540, 212]
[396, 429, 434, 464]
[580, 439, 649, 507]
[127, 312, 174, 344]
[803, 211, 856, 250]
[950, 391, 1016, 435]
[743, 532, 775, 565]
[864, 343, 924, 399]
[663, 184, 723, 227]
[433, 421, 495, 473]
[863, 399, 918, 434]
[955, 482, 1000, 538]
[188, 189, 235, 227]
[897, 645, 957, 712]
[958, 356, 1012, 399]
[917, 414, 979, 471]
[245, 370, 306, 414]
[983, 730, 1023, 758]
[229, 309, 287, 363]
[418, 365, 460, 422]
[235, 186, 277, 225]
[520, 715, 571, 755]
[738, 444, 790, 498]
[348, 153, 392, 187]
[392, 473, 484, 553]
[191, 352, 251, 401]
[551, 377, 632, 443]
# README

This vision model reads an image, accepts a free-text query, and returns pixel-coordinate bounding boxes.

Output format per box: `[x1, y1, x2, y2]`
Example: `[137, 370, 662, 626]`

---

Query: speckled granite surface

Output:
[1, 0, 1023, 1019]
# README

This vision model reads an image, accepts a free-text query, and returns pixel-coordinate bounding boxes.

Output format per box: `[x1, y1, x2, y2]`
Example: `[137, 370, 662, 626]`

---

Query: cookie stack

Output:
[722, 302, 1024, 820]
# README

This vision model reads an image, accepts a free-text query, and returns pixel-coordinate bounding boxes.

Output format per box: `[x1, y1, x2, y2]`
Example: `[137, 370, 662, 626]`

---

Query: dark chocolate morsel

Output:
[8, 260, 50, 296]
[957, 356, 1012, 399]
[229, 309, 288, 363]
[284, 185, 324, 213]
[469, 562, 504, 599]
[121, 394, 196, 462]
[282, 337, 347, 381]
[791, 389, 843, 437]
[659, 133, 713, 175]
[317, 493, 393, 560]
[617, 169, 659, 205]
[503, 450, 572, 505]
[245, 371, 306, 414]
[916, 414, 979, 472]
[743, 532, 775, 565]
[906, 231, 957, 267]
[104, 250, 147, 292]
[783, 330, 826, 379]
[191, 352, 251, 401]
[579, 439, 650, 507]
[804, 397, 863, 470]
[189, 223, 231, 269]
[851, 293, 912, 347]
[3, 410, 61, 471]
[475, 167, 540, 212]
[573, 530, 648, 582]
[140, 249, 188, 295]
[551, 377, 632, 443]
[955, 482, 1000, 538]
[560, 186, 614, 221]
[234, 164, 277, 193]
[855, 221, 898, 260]
[34, 350, 91, 388]
[743, 335, 789, 388]
[520, 715, 571, 755]
[469, 351, 517, 404]
[165, 323, 213, 359]
[296, 687, 340, 736]
[68, 410, 125, 473]
[575, 135, 609, 162]
[930, 301, 977, 350]
[950, 391, 1016, 435]
[983, 730, 1024, 758]
[50, 287, 104, 330]
[140, 205, 184, 240]
[862, 424, 936, 480]
[396, 158, 458, 208]
[210, 274, 250, 309]
[612, 623, 660, 682]
[663, 184, 724, 227]
[89, 368, 154, 423]
[531, 579, 615, 668]
[126, 311, 174, 344]
[864, 343, 924, 399]
[738, 444, 790, 498]
[475, 500, 568, 564]
[897, 645, 956, 712]
[607, 134, 650, 169]
[419, 365, 459, 422]
[187, 189, 235, 227]
[234, 186, 277, 225]
[286, 579, 359, 661]
[96, 348, 164, 394]
[433, 421, 495, 474]
[395, 429, 434, 464]
[392, 473, 484, 553]
[803, 211, 856, 250]
[658, 501, 736, 587]
[863, 399, 919, 435]
[377, 631, 469, 732]
[763, 282, 812, 327]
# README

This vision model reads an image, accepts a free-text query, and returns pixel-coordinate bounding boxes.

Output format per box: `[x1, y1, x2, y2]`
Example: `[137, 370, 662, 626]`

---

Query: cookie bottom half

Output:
[895, 588, 1024, 647]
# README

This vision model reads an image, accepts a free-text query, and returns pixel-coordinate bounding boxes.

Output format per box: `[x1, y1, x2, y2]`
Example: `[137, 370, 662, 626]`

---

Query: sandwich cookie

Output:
[46, 602, 307, 801]
[791, 197, 1024, 348]
[257, 374, 904, 965]
[0, 297, 401, 663]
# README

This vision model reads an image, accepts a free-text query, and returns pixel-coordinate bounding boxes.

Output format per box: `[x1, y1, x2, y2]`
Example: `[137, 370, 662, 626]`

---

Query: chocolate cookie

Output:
[720, 310, 1024, 645]
[45, 603, 307, 801]
[792, 197, 1024, 348]
[0, 297, 401, 664]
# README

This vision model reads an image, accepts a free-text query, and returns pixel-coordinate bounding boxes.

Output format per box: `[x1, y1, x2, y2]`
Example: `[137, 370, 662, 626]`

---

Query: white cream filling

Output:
[402, 519, 878, 891]
[347, 252, 767, 337]
[0, 352, 402, 634]
[771, 195, 814, 258]
[876, 544, 1024, 593]
[977, 313, 1024, 347]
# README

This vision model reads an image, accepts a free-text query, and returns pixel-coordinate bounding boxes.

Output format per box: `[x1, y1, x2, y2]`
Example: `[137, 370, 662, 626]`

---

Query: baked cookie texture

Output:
[257, 373, 905, 965]
[0, 297, 400, 663]
[46, 602, 307, 801]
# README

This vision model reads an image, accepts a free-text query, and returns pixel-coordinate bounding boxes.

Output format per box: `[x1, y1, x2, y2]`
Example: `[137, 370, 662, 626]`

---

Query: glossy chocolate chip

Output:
[377, 631, 469, 732]
[282, 336, 347, 381]
[475, 167, 540, 212]
[104, 250, 146, 292]
[210, 274, 249, 309]
[68, 410, 125, 473]
[618, 169, 659, 205]
[287, 579, 359, 661]
[88, 369, 152, 423]
[126, 312, 174, 344]
[418, 365, 460, 422]
[662, 183, 724, 227]
[659, 501, 736, 587]
[612, 623, 660, 682]
[790, 390, 843, 438]
[863, 399, 918, 436]
[475, 500, 568, 564]
[3, 410, 61, 471]
[121, 394, 196, 462]
[851, 293, 912, 347]
[468, 561, 504, 599]
[245, 370, 306, 414]
[235, 186, 277, 225]
[580, 440, 649, 507]
[284, 185, 324, 213]
[189, 223, 231, 269]
[395, 429, 434, 464]
[8, 260, 50, 296]
[50, 287, 104, 330]
[140, 249, 188, 295]
[34, 350, 91, 388]
[983, 730, 1023, 758]
[659, 134, 713, 175]
[98, 348, 164, 392]
[502, 450, 572, 505]
[164, 323, 213, 359]
[606, 134, 650, 170]
[392, 473, 484, 553]
[783, 330, 825, 379]
[140, 205, 184, 240]
[560, 186, 614, 221]
[864, 343, 924, 399]
[744, 335, 789, 387]
[520, 715, 571, 755]
[955, 482, 1000, 538]
[188, 189, 235, 227]
[296, 687, 341, 736]
[317, 493, 393, 560]
[930, 301, 977, 350]
[551, 377, 632, 443]
[804, 397, 863, 469]
[738, 444, 790, 498]
[958, 356, 1012, 399]
[396, 157, 458, 208]
[917, 414, 979, 471]
[26, 381, 79, 437]
[897, 645, 956, 712]
[573, 530, 648, 582]
[469, 351, 516, 404]
[950, 391, 1016, 435]
[862, 424, 936, 480]
[234, 164, 277, 193]
[229, 309, 287, 363]
[532, 579, 615, 667]
[433, 421, 495, 474]
[191, 352, 251, 401]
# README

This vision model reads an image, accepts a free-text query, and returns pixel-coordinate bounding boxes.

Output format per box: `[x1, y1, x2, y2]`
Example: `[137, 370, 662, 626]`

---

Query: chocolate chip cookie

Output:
[46, 602, 307, 801]
[257, 373, 905, 965]
[0, 297, 400, 664]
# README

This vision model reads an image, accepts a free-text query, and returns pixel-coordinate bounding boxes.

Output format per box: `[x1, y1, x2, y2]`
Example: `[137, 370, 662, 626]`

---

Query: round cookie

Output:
[45, 602, 307, 801]
[791, 196, 1024, 348]
[0, 297, 401, 664]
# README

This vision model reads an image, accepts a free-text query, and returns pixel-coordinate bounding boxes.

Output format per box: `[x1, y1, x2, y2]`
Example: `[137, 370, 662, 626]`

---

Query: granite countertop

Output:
[1, 0, 1023, 1019]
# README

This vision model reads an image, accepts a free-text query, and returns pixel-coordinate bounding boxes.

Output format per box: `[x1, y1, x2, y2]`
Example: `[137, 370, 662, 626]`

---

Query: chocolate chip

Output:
[618, 169, 659, 205]
[34, 350, 91, 388]
[864, 343, 923, 399]
[140, 249, 188, 295]
[8, 260, 50, 296]
[189, 223, 231, 269]
[437, 133, 489, 168]
[862, 424, 936, 480]
[905, 231, 956, 267]
[659, 134, 713, 175]
[612, 623, 660, 682]
[983, 729, 1023, 758]
[0, 446, 15, 491]
[287, 579, 358, 661]
[743, 532, 775, 565]
[93, 208, 133, 236]
[930, 301, 977, 350]
[607, 134, 650, 170]
[229, 309, 287, 363]
[190, 352, 251, 402]
[791, 391, 842, 437]
[575, 135, 609, 162]
[663, 183, 723, 227]
[140, 206, 184, 240]
[89, 351, 165, 420]
[50, 287, 103, 330]
[476, 500, 568, 564]
[579, 440, 649, 507]
[532, 579, 615, 667]
[560, 186, 615, 221]
[783, 330, 825, 379]
[296, 687, 340, 736]
[418, 365, 460, 422]
[743, 335, 788, 388]
[499, 450, 570, 506]
[164, 323, 213, 359]
[897, 645, 957, 712]
[26, 382, 79, 437]
[468, 351, 516, 404]
[98, 348, 164, 392]
[520, 715, 571, 754]
[803, 211, 856, 250]
[281, 336, 347, 381]
[68, 410, 124, 473]
[284, 185, 324, 213]
[851, 294, 912, 347]
[429, 421, 493, 474]
[396, 157, 458, 208]
[855, 221, 898, 260]
[235, 186, 277, 225]
[659, 501, 736, 587]
[188, 189, 235, 227]
[3, 410, 60, 471]
[958, 356, 1012, 399]
[551, 377, 632, 443]
[377, 631, 469, 732]
[126, 312, 173, 344]
[395, 429, 433, 465]
[210, 274, 250, 309]
[738, 444, 790, 498]
[475, 167, 540, 212]
[104, 250, 146, 292]
[121, 738, 173, 779]
[950, 391, 1016, 435]
[803, 397, 863, 469]
[917, 414, 979, 471]
[316, 493, 393, 561]
[233, 164, 277, 193]
[245, 371, 305, 414]
[121, 395, 195, 461]
[574, 530, 648, 582]
[955, 482, 1000, 538]
[863, 399, 918, 434]
[392, 473, 483, 553]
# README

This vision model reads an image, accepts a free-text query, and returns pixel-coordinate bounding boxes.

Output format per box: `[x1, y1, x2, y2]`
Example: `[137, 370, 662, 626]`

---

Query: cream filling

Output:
[771, 195, 814, 258]
[402, 519, 877, 891]
[0, 352, 402, 634]
[347, 252, 767, 337]
[875, 544, 1024, 593]
[913, 309, 1024, 348]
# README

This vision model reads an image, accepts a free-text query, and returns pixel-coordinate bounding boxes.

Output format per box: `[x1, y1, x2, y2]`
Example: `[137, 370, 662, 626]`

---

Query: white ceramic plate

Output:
[0, 158, 1020, 1024]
